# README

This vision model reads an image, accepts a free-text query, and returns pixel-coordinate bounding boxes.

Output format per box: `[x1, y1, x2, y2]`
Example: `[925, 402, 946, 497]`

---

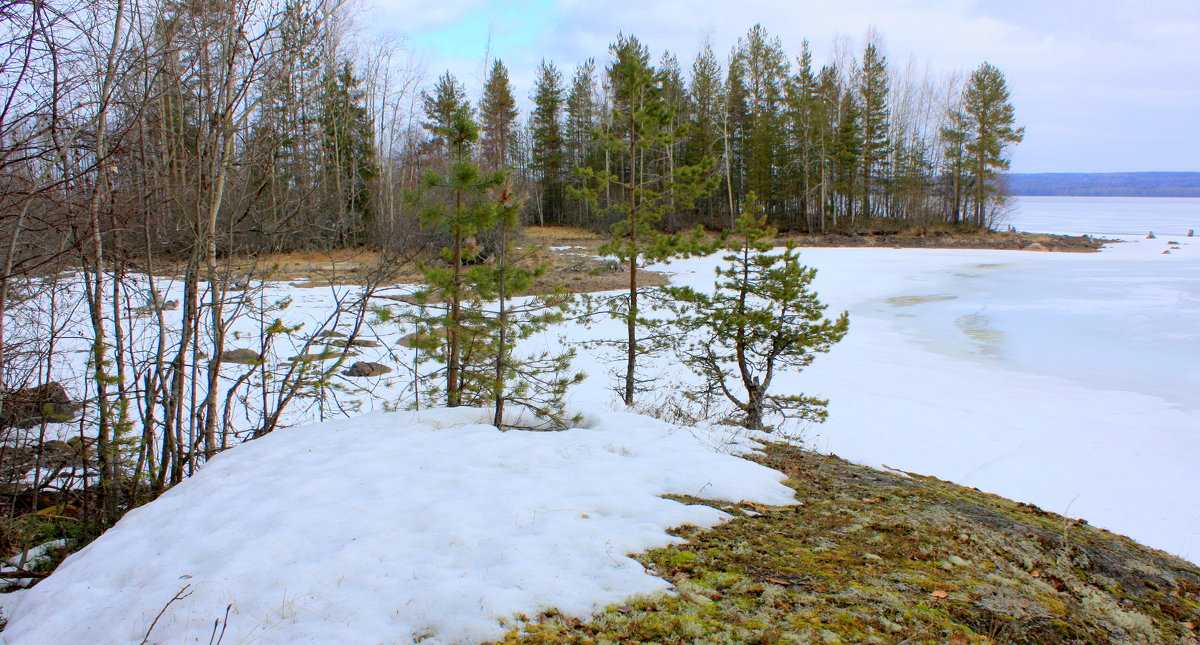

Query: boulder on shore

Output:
[330, 338, 382, 348]
[220, 349, 263, 365]
[0, 383, 82, 429]
[342, 362, 392, 377]
[1022, 242, 1049, 252]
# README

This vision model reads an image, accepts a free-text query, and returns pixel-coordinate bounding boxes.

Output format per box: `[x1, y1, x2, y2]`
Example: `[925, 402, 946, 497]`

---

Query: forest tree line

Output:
[0, 0, 1020, 538]
[1, 2, 1025, 288]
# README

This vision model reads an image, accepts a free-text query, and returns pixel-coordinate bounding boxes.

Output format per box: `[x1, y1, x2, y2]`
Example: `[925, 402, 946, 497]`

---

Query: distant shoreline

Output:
[1006, 171, 1200, 198]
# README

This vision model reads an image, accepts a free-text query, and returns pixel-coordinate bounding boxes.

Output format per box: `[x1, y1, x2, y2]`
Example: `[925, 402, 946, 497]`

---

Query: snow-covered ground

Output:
[2, 196, 1197, 642]
[0, 407, 794, 644]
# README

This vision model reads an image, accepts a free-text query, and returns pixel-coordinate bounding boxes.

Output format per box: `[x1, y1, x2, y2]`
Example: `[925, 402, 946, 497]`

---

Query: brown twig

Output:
[140, 584, 192, 645]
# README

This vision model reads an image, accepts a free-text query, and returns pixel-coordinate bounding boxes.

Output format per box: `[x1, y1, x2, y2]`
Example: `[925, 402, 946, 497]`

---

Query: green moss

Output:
[495, 444, 1200, 645]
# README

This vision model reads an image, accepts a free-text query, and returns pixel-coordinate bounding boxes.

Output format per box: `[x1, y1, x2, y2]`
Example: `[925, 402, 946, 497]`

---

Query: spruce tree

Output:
[667, 194, 849, 430]
[783, 40, 822, 231]
[687, 44, 726, 224]
[479, 60, 519, 170]
[529, 60, 565, 224]
[732, 25, 790, 222]
[319, 60, 378, 243]
[833, 91, 864, 224]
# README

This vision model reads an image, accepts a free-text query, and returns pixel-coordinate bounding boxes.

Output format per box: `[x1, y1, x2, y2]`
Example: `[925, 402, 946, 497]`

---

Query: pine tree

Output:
[469, 185, 582, 429]
[423, 72, 470, 156]
[857, 42, 890, 221]
[940, 106, 970, 224]
[667, 194, 849, 430]
[962, 62, 1024, 228]
[572, 34, 716, 406]
[409, 87, 502, 407]
[529, 60, 565, 225]
[657, 52, 690, 229]
[479, 60, 519, 170]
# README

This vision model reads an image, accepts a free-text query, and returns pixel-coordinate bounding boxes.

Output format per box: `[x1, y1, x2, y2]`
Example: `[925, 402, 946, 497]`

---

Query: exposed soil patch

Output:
[152, 225, 1100, 292]
[498, 444, 1200, 644]
[156, 227, 667, 293]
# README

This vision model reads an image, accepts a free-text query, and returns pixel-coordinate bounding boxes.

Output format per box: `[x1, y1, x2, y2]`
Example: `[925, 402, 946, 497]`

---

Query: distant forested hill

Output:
[1005, 172, 1200, 197]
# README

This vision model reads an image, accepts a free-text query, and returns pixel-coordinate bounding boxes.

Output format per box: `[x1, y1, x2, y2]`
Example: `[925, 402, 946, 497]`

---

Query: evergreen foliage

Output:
[479, 60, 519, 170]
[409, 75, 580, 427]
[667, 194, 849, 430]
[962, 62, 1025, 227]
[320, 61, 378, 242]
[570, 34, 718, 406]
[857, 42, 890, 220]
[529, 61, 566, 224]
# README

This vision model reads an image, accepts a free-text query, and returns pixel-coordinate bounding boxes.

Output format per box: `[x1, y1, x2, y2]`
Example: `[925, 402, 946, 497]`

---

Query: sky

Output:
[358, 0, 1200, 174]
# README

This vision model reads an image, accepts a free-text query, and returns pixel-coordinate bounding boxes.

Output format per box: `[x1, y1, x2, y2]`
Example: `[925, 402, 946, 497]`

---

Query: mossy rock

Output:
[499, 444, 1200, 644]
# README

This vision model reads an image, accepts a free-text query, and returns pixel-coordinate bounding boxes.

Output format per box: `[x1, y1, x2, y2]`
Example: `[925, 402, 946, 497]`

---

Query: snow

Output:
[0, 407, 794, 644]
[3, 195, 1198, 641]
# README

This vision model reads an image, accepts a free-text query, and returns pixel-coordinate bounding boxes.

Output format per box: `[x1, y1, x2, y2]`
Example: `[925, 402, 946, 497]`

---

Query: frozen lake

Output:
[616, 196, 1198, 561]
[1006, 195, 1198, 236]
[758, 197, 1199, 562]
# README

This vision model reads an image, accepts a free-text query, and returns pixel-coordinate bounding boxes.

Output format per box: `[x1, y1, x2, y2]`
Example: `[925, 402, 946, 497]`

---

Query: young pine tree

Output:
[571, 34, 716, 406]
[667, 194, 849, 431]
[470, 184, 582, 430]
[409, 88, 502, 407]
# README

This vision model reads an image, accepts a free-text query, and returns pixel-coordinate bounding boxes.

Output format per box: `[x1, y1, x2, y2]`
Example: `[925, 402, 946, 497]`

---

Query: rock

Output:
[288, 351, 355, 362]
[1189, 229, 1194, 237]
[0, 383, 82, 429]
[1022, 242, 1049, 252]
[1168, 241, 1180, 245]
[1162, 250, 1171, 254]
[375, 294, 423, 305]
[398, 328, 447, 349]
[1146, 231, 1156, 239]
[342, 361, 392, 377]
[39, 440, 78, 463]
[329, 338, 382, 348]
[219, 348, 262, 365]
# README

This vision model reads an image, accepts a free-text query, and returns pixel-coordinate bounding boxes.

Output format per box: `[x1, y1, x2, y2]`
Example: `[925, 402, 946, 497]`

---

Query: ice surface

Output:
[0, 407, 794, 644]
[1007, 195, 1198, 236]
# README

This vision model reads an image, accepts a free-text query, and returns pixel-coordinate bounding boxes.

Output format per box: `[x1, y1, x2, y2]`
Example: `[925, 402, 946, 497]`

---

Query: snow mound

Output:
[0, 407, 794, 644]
